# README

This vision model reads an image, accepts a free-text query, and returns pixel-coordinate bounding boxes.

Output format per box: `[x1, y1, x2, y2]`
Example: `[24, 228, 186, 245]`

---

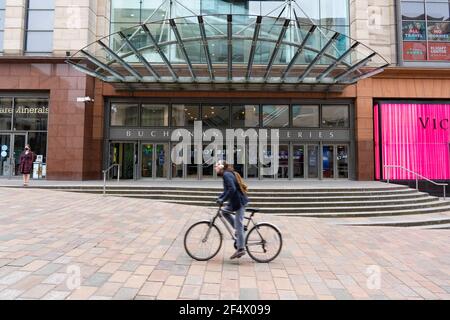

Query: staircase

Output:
[23, 184, 450, 220]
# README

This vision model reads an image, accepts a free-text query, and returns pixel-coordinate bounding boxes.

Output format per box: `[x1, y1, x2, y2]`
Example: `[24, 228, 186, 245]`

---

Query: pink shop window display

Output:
[375, 103, 450, 180]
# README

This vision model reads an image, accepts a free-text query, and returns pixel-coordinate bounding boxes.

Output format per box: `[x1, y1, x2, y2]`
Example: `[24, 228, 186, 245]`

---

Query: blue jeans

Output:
[224, 206, 245, 250]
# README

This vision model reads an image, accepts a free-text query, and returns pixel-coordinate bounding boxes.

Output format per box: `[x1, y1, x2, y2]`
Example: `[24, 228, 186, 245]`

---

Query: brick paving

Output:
[0, 187, 449, 300]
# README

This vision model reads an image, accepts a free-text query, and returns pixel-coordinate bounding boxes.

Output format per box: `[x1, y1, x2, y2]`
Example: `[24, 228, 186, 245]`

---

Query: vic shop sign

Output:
[419, 117, 449, 130]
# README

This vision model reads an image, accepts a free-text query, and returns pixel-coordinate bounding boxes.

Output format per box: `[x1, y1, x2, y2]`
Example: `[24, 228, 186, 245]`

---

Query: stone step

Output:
[104, 194, 438, 206]
[56, 188, 424, 198]
[152, 198, 450, 213]
[84, 193, 431, 202]
[412, 223, 450, 230]
[11, 185, 410, 193]
[336, 216, 450, 227]
[269, 205, 450, 218]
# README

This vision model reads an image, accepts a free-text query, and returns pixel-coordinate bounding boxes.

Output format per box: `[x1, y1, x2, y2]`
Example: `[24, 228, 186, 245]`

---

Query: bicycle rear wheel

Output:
[245, 223, 282, 263]
[184, 221, 223, 261]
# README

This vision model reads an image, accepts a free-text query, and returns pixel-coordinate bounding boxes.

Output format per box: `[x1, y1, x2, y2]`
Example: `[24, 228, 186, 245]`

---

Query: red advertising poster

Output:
[403, 42, 427, 61]
[428, 42, 450, 61]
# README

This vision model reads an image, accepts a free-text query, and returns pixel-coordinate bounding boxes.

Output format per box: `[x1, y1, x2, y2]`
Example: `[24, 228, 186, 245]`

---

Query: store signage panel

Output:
[109, 128, 350, 141]
[378, 103, 450, 180]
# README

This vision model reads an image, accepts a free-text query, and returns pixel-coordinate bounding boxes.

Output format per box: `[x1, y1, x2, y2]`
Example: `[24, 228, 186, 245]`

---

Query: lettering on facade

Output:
[0, 106, 49, 114]
[419, 117, 449, 130]
[112, 129, 345, 141]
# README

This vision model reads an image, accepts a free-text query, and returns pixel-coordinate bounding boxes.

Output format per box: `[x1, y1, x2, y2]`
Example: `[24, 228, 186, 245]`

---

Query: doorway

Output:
[109, 142, 137, 179]
[322, 144, 349, 179]
[0, 133, 27, 178]
[141, 143, 169, 179]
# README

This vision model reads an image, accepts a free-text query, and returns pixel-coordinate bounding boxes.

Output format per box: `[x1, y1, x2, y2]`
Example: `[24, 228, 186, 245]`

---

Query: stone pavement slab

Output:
[0, 187, 449, 300]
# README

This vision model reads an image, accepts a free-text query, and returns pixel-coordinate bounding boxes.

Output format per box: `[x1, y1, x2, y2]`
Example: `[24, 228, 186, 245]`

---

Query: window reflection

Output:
[141, 104, 169, 126]
[0, 98, 12, 130]
[110, 103, 139, 126]
[109, 0, 352, 64]
[172, 104, 200, 126]
[202, 105, 229, 127]
[262, 105, 289, 128]
[14, 98, 49, 131]
[321, 105, 349, 128]
[292, 105, 319, 128]
[232, 105, 259, 127]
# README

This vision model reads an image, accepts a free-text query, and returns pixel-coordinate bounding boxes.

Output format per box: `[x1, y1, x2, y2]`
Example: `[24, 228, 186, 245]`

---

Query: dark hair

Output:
[221, 160, 234, 171]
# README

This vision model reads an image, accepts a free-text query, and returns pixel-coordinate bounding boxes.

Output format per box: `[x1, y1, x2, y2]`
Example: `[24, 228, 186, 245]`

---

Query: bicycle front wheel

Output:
[245, 223, 282, 263]
[184, 221, 223, 261]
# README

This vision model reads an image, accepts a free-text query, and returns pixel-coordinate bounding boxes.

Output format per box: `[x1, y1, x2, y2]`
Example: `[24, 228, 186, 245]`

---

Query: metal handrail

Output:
[384, 165, 447, 200]
[102, 164, 120, 195]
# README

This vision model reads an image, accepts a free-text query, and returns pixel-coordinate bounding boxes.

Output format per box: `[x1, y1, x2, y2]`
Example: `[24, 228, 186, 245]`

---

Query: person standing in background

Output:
[19, 144, 36, 187]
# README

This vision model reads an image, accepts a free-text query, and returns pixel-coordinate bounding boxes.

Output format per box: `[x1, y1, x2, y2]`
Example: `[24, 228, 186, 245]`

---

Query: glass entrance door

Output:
[307, 144, 319, 179]
[0, 134, 11, 177]
[322, 145, 334, 179]
[0, 133, 27, 177]
[110, 142, 137, 180]
[141, 143, 169, 179]
[278, 144, 289, 179]
[233, 145, 245, 178]
[202, 144, 215, 179]
[293, 145, 305, 178]
[336, 145, 349, 179]
[246, 144, 258, 179]
[155, 144, 169, 178]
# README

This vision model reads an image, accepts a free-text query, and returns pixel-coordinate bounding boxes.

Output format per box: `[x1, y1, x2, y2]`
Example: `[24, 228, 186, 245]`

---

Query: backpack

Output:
[233, 171, 248, 194]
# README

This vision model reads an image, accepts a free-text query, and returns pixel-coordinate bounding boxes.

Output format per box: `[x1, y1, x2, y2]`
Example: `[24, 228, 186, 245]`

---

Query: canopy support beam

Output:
[97, 40, 143, 81]
[280, 24, 316, 81]
[198, 16, 214, 81]
[264, 19, 290, 81]
[170, 19, 196, 80]
[298, 32, 339, 81]
[141, 24, 178, 80]
[246, 16, 262, 80]
[80, 49, 125, 81]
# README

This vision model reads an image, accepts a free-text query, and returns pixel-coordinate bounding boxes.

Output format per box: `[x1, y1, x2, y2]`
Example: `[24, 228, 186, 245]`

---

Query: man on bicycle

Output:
[215, 160, 249, 260]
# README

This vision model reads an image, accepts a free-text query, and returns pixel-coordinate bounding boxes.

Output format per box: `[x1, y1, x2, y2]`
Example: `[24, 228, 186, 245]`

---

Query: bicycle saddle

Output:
[245, 208, 260, 213]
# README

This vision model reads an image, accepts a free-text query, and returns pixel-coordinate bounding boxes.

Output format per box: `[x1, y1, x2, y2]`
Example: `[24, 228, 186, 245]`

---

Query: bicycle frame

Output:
[205, 205, 260, 244]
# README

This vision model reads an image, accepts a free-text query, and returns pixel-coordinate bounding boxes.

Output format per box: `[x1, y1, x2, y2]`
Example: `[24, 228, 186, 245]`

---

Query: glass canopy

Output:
[66, 14, 389, 92]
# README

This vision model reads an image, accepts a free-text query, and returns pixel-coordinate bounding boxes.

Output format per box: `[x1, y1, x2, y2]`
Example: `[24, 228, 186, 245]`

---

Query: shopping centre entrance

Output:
[107, 139, 352, 181]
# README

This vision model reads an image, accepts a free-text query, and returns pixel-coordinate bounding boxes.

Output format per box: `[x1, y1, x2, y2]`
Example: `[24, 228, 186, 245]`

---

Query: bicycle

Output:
[184, 204, 283, 263]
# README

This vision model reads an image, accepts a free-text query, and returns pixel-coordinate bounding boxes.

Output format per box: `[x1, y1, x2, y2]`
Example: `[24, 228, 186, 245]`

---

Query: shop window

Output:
[202, 105, 229, 127]
[27, 132, 47, 163]
[400, 0, 450, 62]
[141, 104, 169, 126]
[321, 105, 349, 128]
[171, 104, 200, 126]
[13, 98, 49, 131]
[401, 1, 426, 20]
[0, 98, 12, 130]
[426, 2, 450, 21]
[110, 103, 139, 126]
[292, 105, 319, 128]
[232, 105, 259, 128]
[262, 105, 289, 128]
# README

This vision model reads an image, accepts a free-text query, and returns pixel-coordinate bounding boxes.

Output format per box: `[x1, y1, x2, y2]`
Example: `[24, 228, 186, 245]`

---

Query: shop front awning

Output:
[66, 14, 389, 92]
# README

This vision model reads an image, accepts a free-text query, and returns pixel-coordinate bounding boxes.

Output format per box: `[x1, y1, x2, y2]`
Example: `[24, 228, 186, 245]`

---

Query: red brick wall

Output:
[0, 61, 98, 180]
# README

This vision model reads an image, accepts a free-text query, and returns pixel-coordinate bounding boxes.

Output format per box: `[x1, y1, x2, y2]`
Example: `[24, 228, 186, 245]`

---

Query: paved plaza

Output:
[0, 187, 449, 300]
